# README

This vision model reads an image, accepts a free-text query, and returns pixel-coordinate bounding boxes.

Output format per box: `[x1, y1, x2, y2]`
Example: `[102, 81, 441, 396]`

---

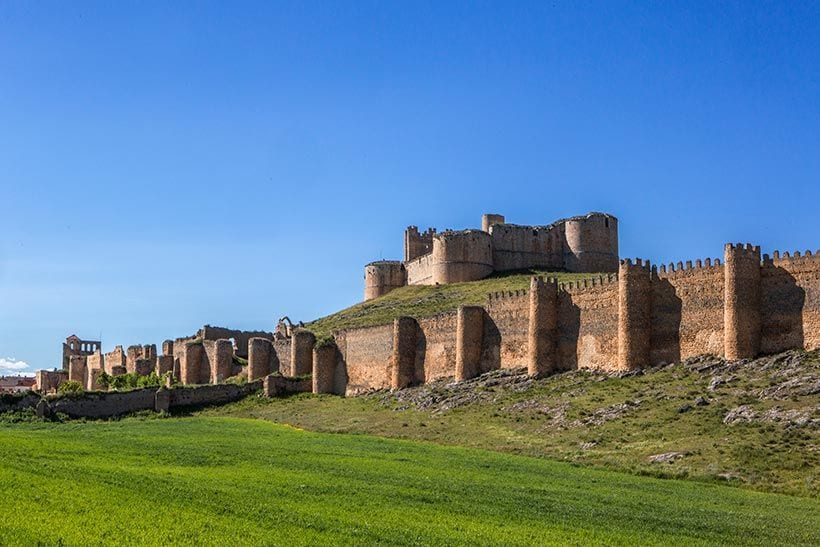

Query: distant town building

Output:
[0, 376, 36, 394]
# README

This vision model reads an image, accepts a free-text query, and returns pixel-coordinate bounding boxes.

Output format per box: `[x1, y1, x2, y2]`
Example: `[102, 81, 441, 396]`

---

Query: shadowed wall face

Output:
[528, 277, 557, 377]
[484, 291, 529, 371]
[312, 344, 338, 394]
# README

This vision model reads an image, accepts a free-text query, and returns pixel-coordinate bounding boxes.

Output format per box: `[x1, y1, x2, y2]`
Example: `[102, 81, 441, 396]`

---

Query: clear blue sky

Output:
[1, 1, 818, 374]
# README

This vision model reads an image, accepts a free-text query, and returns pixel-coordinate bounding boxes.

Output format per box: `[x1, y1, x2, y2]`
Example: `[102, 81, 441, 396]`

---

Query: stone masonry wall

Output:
[330, 245, 819, 392]
[761, 251, 820, 353]
[561, 276, 619, 372]
[653, 258, 725, 364]
[49, 388, 157, 418]
[336, 324, 394, 395]
[198, 326, 273, 358]
[272, 339, 292, 375]
[483, 291, 530, 372]
[405, 253, 434, 285]
[104, 346, 126, 375]
[416, 312, 458, 382]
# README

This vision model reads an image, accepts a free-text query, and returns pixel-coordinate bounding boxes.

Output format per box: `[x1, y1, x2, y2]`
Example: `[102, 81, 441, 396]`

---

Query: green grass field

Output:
[200, 351, 820, 498]
[1, 417, 818, 545]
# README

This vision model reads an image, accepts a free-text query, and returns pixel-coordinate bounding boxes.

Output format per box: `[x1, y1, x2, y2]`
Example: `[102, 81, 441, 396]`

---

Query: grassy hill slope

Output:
[202, 349, 820, 498]
[306, 269, 596, 337]
[0, 417, 818, 545]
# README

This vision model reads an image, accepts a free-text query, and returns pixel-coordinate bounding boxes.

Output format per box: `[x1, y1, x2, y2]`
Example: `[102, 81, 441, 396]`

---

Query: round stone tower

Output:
[431, 230, 493, 284]
[364, 261, 407, 301]
[564, 213, 619, 273]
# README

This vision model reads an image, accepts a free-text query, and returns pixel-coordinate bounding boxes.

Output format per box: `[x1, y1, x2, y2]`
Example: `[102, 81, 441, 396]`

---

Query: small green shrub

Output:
[162, 371, 177, 386]
[109, 373, 140, 391]
[314, 335, 336, 349]
[137, 372, 162, 388]
[226, 375, 247, 386]
[58, 381, 83, 395]
[97, 371, 112, 390]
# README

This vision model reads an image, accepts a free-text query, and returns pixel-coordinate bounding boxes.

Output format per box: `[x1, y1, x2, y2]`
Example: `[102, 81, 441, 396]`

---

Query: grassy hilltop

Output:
[306, 269, 594, 337]
[1, 417, 818, 545]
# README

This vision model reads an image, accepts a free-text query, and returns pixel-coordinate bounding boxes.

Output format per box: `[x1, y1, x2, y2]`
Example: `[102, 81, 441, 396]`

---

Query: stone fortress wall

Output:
[328, 243, 820, 396]
[34, 212, 819, 405]
[365, 212, 619, 301]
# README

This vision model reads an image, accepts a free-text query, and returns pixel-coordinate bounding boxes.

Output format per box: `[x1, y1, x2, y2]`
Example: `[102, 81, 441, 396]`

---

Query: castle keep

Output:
[365, 212, 619, 300]
[35, 212, 820, 404]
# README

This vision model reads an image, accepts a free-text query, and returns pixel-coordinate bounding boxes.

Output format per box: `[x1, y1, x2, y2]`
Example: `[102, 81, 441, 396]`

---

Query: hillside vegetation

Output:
[202, 349, 820, 498]
[306, 269, 595, 337]
[1, 417, 818, 545]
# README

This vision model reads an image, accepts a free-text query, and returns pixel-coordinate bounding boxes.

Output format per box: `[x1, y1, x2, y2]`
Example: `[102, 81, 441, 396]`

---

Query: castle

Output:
[35, 211, 820, 403]
[364, 212, 619, 300]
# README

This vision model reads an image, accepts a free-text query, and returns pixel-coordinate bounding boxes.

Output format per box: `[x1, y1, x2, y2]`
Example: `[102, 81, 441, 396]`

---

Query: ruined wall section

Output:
[762, 250, 820, 353]
[272, 339, 291, 375]
[198, 326, 273, 358]
[178, 341, 208, 385]
[653, 258, 724, 364]
[203, 339, 233, 383]
[104, 346, 127, 375]
[35, 370, 68, 394]
[86, 352, 104, 390]
[335, 324, 394, 395]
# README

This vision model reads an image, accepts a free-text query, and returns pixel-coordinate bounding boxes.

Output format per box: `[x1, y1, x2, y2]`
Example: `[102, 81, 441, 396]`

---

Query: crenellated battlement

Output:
[406, 226, 436, 237]
[488, 288, 530, 302]
[619, 258, 651, 270]
[558, 273, 619, 293]
[765, 248, 820, 265]
[435, 228, 488, 240]
[404, 225, 436, 263]
[654, 256, 723, 279]
[725, 242, 761, 257]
